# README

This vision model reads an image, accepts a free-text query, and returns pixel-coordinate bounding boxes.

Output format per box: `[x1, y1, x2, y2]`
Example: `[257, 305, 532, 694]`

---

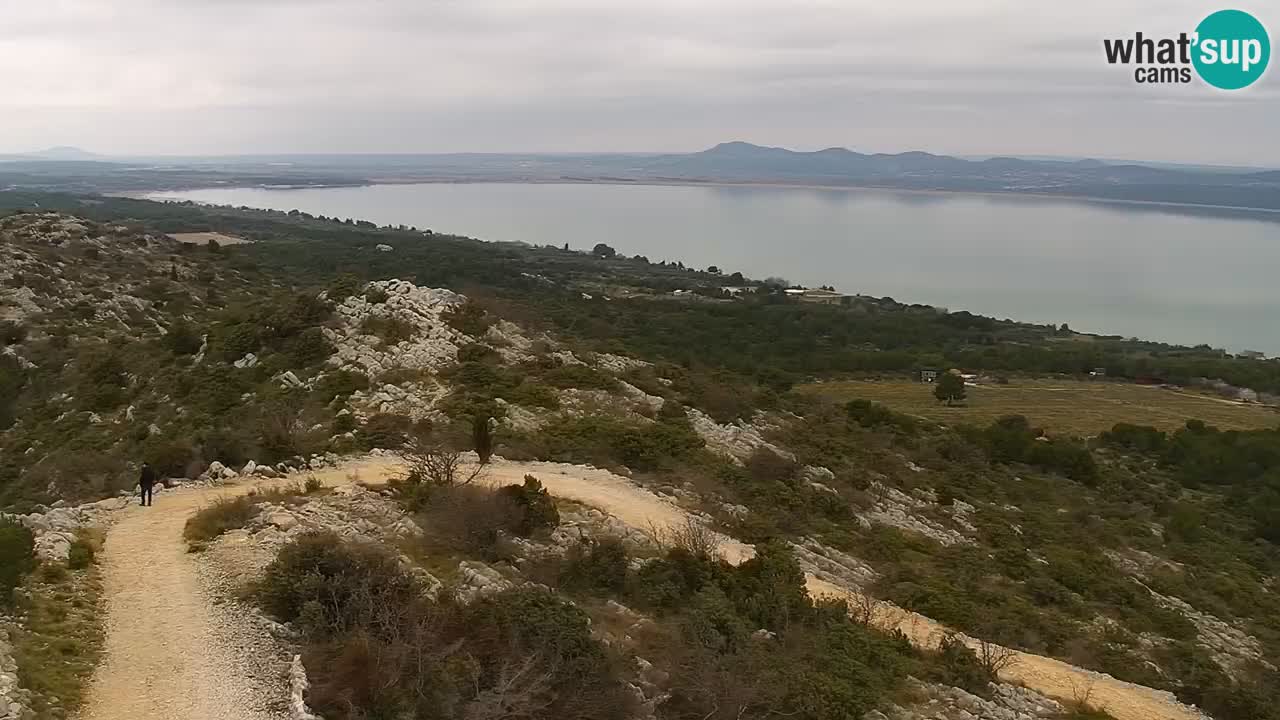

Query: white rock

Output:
[267, 512, 299, 531]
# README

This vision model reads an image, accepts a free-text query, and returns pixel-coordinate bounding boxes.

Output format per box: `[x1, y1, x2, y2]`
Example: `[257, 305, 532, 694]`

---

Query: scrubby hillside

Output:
[1, 195, 1279, 720]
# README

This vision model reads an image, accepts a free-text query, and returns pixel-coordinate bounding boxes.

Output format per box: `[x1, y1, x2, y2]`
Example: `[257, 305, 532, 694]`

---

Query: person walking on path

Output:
[138, 462, 157, 507]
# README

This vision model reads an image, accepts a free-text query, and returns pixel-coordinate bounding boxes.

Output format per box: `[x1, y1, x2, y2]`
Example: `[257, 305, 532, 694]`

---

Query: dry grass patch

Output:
[183, 481, 319, 550]
[166, 231, 252, 246]
[13, 530, 106, 718]
[800, 379, 1279, 435]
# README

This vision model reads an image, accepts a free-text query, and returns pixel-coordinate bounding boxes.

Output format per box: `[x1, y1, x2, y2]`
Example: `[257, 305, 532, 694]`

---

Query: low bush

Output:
[183, 496, 258, 549]
[537, 415, 704, 471]
[929, 634, 996, 697]
[497, 475, 560, 537]
[507, 380, 561, 409]
[358, 412, 410, 450]
[257, 531, 423, 637]
[442, 301, 493, 337]
[359, 315, 417, 346]
[0, 320, 29, 346]
[260, 532, 632, 720]
[313, 370, 370, 403]
[414, 484, 523, 556]
[560, 537, 631, 595]
[542, 363, 620, 392]
[67, 533, 97, 570]
[0, 518, 35, 603]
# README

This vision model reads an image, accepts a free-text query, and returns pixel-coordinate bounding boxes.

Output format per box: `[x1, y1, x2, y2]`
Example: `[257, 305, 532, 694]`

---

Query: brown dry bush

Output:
[260, 532, 632, 720]
[415, 484, 524, 557]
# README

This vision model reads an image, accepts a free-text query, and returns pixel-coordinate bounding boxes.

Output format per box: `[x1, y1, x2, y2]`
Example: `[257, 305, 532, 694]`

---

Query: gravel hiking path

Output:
[472, 458, 1208, 720]
[79, 463, 362, 720]
[80, 457, 1205, 720]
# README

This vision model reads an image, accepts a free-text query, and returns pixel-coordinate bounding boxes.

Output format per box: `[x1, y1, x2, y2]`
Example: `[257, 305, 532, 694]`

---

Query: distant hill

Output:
[26, 146, 101, 161]
[0, 147, 102, 162]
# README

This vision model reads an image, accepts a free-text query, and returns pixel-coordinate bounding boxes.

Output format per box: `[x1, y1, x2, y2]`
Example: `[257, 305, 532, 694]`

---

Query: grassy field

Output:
[800, 379, 1280, 435]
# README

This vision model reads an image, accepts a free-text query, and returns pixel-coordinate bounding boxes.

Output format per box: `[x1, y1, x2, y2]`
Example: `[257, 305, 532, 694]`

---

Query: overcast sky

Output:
[1, 0, 1275, 165]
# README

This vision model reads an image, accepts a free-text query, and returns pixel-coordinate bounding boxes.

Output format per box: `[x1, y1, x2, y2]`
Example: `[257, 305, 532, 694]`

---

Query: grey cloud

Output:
[0, 0, 1275, 164]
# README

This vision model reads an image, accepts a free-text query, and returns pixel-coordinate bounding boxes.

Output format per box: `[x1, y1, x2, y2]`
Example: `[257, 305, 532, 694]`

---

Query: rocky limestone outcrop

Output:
[348, 379, 450, 421]
[789, 537, 879, 590]
[3, 497, 120, 562]
[1148, 588, 1266, 672]
[324, 280, 470, 377]
[863, 483, 974, 547]
[0, 624, 32, 720]
[874, 679, 1066, 720]
[687, 409, 793, 463]
[289, 655, 322, 720]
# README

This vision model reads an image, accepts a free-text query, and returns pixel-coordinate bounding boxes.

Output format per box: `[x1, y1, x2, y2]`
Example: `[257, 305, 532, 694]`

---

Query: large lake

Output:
[151, 183, 1280, 354]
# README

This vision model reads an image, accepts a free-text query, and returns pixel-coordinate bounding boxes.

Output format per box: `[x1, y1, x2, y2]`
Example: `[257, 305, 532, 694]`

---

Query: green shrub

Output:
[497, 475, 560, 537]
[538, 415, 703, 471]
[76, 348, 128, 410]
[1100, 423, 1168, 453]
[364, 286, 389, 304]
[314, 370, 370, 403]
[442, 301, 493, 337]
[257, 531, 423, 638]
[359, 315, 417, 346]
[358, 413, 410, 450]
[931, 634, 995, 697]
[67, 535, 96, 570]
[331, 412, 357, 435]
[0, 518, 35, 603]
[327, 274, 362, 300]
[163, 319, 204, 356]
[561, 537, 630, 595]
[0, 321, 28, 346]
[542, 364, 619, 391]
[508, 381, 561, 409]
[632, 546, 727, 610]
[284, 326, 334, 367]
[456, 343, 499, 364]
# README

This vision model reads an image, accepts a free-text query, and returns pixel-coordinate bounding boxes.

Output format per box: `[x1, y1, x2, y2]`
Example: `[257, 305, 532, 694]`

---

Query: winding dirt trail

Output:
[79, 464, 360, 720]
[79, 456, 1205, 720]
[80, 484, 279, 720]
[472, 458, 1207, 720]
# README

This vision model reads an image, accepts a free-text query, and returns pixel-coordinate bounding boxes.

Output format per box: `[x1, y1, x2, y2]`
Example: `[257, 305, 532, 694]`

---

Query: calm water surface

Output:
[152, 183, 1280, 354]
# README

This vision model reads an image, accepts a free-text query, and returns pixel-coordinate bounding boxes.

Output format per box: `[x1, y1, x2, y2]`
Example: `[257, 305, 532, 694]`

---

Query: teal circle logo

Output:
[1193, 9, 1270, 89]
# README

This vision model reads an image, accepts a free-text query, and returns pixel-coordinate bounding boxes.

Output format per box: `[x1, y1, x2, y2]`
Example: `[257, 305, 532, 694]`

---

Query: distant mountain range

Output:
[2, 142, 1279, 213]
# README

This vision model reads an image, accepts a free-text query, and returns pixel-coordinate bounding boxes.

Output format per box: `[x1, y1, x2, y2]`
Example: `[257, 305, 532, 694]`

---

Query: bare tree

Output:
[1068, 677, 1098, 713]
[462, 650, 557, 720]
[402, 439, 485, 489]
[849, 592, 892, 628]
[975, 637, 1018, 678]
[651, 517, 721, 559]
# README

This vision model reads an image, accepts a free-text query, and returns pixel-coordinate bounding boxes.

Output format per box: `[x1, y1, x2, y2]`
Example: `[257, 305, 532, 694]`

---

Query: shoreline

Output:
[136, 177, 1280, 221]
